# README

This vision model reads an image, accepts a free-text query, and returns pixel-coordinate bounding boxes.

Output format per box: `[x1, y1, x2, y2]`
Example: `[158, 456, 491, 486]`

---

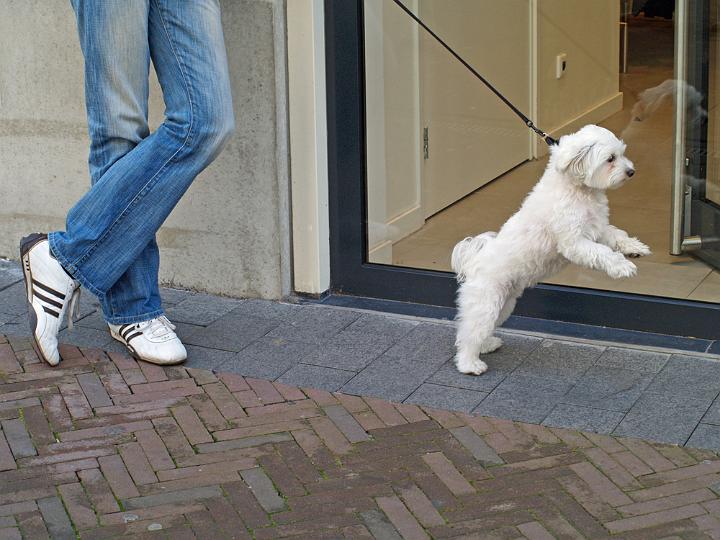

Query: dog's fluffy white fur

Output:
[451, 124, 650, 375]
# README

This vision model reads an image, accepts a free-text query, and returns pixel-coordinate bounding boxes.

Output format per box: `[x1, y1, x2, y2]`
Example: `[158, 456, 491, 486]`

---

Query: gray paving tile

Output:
[160, 287, 196, 306]
[341, 355, 438, 403]
[225, 299, 303, 322]
[0, 312, 18, 326]
[76, 373, 113, 408]
[1, 316, 39, 339]
[450, 426, 504, 466]
[223, 337, 317, 380]
[171, 322, 204, 342]
[613, 393, 713, 445]
[542, 404, 625, 434]
[686, 424, 720, 451]
[124, 486, 222, 510]
[74, 292, 101, 321]
[405, 383, 486, 413]
[184, 345, 237, 372]
[429, 333, 542, 392]
[184, 314, 279, 352]
[2, 418, 37, 458]
[75, 311, 107, 331]
[101, 339, 131, 355]
[0, 261, 23, 291]
[266, 306, 361, 344]
[57, 326, 114, 349]
[164, 293, 241, 325]
[512, 340, 604, 382]
[495, 372, 575, 395]
[0, 322, 29, 339]
[342, 313, 419, 341]
[383, 323, 456, 365]
[240, 468, 285, 512]
[0, 283, 28, 316]
[643, 354, 720, 400]
[594, 347, 670, 373]
[277, 364, 355, 392]
[560, 366, 654, 412]
[700, 398, 720, 426]
[473, 380, 569, 424]
[323, 405, 370, 442]
[299, 331, 395, 371]
[361, 509, 402, 540]
[37, 496, 75, 540]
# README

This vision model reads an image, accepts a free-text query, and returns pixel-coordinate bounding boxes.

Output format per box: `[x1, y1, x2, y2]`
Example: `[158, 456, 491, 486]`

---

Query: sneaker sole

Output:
[19, 233, 56, 367]
[109, 331, 186, 366]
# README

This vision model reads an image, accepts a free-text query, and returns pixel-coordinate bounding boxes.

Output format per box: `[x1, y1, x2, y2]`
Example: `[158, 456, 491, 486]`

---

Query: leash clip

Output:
[526, 121, 557, 147]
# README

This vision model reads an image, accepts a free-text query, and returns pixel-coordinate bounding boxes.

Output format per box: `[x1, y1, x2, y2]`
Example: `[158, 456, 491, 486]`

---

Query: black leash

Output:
[390, 0, 558, 147]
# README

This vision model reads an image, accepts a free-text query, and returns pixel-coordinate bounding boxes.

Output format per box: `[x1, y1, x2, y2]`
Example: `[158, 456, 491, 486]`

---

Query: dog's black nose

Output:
[627, 169, 635, 177]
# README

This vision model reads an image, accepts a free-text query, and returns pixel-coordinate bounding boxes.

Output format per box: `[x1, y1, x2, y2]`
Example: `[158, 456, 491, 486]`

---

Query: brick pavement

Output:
[3, 261, 720, 452]
[3, 334, 720, 538]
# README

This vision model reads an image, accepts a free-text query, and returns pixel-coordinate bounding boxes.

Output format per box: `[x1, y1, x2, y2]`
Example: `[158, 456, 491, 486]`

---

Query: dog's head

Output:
[552, 125, 635, 190]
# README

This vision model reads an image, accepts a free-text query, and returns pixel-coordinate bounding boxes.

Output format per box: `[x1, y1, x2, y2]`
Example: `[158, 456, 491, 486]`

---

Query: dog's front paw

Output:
[455, 355, 488, 376]
[617, 237, 652, 258]
[606, 256, 637, 279]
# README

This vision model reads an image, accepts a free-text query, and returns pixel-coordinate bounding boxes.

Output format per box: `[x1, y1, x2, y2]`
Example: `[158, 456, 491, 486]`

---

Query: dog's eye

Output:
[607, 155, 616, 163]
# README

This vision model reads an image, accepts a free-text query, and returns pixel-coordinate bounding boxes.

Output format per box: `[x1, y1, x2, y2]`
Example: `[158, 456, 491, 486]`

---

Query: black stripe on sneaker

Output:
[42, 306, 60, 318]
[32, 279, 66, 300]
[32, 289, 64, 310]
[125, 332, 143, 343]
[121, 325, 137, 340]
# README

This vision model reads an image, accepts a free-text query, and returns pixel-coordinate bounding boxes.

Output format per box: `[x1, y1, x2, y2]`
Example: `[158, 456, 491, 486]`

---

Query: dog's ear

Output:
[554, 139, 595, 179]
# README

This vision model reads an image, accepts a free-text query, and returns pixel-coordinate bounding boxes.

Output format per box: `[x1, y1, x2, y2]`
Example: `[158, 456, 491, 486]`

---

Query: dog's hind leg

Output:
[454, 282, 505, 375]
[497, 295, 517, 328]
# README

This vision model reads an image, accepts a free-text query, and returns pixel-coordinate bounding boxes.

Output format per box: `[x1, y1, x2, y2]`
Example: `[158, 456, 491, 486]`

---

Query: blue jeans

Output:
[49, 0, 235, 324]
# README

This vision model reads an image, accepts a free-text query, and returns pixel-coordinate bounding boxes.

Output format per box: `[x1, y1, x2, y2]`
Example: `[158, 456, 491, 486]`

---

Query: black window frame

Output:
[324, 0, 720, 340]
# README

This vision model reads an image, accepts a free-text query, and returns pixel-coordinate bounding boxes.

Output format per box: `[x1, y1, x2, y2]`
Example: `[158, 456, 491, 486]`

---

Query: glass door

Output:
[324, 0, 720, 339]
[679, 0, 720, 268]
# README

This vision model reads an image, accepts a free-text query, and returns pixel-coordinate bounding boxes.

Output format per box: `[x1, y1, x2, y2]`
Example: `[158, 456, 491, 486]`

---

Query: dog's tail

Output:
[451, 232, 497, 283]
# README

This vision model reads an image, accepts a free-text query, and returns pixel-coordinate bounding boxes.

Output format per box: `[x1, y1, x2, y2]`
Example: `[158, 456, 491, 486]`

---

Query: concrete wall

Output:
[0, 0, 291, 299]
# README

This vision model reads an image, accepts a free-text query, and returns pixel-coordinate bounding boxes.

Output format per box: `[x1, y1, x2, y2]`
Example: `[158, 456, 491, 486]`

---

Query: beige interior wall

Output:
[536, 0, 622, 147]
[365, 0, 622, 260]
[364, 0, 422, 263]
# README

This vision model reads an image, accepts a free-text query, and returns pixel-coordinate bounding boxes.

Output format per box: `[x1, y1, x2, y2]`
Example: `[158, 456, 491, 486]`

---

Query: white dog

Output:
[451, 125, 651, 375]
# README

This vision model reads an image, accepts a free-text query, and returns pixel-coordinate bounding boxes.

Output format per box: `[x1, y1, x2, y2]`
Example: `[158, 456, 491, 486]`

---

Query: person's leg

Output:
[48, 0, 234, 323]
[69, 0, 164, 325]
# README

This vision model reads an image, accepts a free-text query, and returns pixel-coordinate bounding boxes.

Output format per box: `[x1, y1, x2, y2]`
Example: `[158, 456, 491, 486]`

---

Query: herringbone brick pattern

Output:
[2, 334, 720, 539]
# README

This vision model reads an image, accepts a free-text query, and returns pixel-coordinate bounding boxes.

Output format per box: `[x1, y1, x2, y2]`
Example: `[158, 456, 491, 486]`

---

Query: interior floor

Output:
[392, 16, 720, 303]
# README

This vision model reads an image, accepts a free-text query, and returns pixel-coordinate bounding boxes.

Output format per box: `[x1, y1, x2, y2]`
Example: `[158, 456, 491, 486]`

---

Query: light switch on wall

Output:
[556, 53, 567, 79]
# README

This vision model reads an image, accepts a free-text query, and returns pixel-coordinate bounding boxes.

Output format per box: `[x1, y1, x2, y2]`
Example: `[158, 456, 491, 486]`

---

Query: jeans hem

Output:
[48, 232, 106, 299]
[104, 309, 165, 326]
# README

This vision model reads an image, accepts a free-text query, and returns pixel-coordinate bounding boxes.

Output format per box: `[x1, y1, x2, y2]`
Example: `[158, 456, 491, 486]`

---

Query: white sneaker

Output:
[108, 316, 187, 365]
[20, 233, 81, 366]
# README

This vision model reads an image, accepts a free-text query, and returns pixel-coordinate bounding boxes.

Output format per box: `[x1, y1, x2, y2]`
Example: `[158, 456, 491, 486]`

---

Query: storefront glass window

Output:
[364, 0, 720, 303]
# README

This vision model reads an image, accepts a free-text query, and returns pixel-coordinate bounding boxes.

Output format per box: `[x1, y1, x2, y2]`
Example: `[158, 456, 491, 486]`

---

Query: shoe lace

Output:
[158, 315, 177, 331]
[138, 317, 176, 338]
